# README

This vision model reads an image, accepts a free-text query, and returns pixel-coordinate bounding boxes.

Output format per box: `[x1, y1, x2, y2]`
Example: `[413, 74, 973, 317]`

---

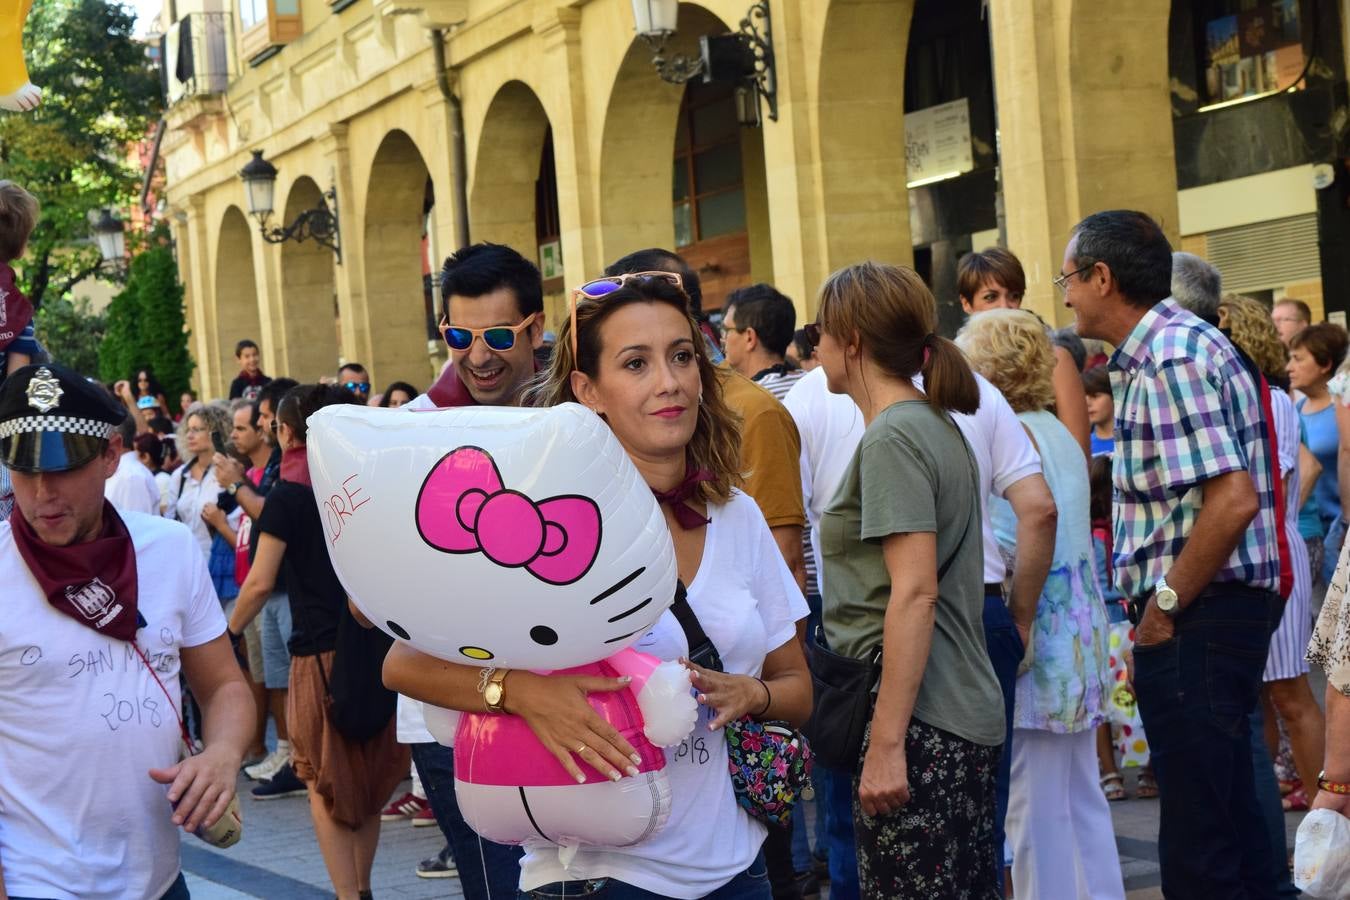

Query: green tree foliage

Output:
[0, 0, 162, 308]
[33, 294, 106, 376]
[99, 236, 194, 413]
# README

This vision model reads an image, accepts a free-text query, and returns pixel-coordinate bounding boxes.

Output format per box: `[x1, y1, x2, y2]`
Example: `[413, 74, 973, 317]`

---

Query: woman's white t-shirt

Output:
[518, 490, 808, 898]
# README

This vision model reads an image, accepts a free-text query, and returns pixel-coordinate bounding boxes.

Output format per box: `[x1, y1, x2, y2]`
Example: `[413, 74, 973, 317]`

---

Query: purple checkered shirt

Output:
[1108, 299, 1280, 599]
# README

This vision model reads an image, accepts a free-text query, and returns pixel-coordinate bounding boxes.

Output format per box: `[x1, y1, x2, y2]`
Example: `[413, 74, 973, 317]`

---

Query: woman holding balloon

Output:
[383, 270, 810, 899]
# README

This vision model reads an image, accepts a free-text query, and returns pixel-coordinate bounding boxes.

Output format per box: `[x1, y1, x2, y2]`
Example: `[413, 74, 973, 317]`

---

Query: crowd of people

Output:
[1, 165, 1349, 900]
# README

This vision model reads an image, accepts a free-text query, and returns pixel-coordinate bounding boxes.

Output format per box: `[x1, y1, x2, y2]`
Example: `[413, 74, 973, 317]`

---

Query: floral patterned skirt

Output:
[853, 718, 1002, 899]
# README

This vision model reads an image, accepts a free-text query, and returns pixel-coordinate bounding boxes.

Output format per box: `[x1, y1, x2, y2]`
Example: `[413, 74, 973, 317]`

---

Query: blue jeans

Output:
[411, 741, 524, 900]
[816, 764, 860, 900]
[521, 852, 770, 899]
[1249, 702, 1300, 897]
[982, 593, 1022, 885]
[1132, 584, 1279, 899]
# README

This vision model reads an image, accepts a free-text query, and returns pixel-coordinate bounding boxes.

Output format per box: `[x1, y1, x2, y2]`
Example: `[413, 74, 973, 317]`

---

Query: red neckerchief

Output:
[652, 466, 715, 530]
[236, 370, 268, 386]
[280, 446, 312, 487]
[10, 500, 141, 641]
[0, 264, 34, 352]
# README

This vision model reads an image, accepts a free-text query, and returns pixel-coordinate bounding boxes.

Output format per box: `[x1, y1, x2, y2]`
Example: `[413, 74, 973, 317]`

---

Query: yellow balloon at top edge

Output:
[0, 0, 41, 112]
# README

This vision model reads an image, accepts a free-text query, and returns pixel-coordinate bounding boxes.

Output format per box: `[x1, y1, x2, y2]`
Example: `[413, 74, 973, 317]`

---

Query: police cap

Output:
[0, 364, 125, 473]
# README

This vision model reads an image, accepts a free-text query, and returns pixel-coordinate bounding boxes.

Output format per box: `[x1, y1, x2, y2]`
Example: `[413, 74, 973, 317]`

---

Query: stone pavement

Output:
[180, 768, 1310, 899]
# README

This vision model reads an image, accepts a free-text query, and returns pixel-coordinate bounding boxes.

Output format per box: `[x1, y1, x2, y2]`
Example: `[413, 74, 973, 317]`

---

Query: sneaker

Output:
[381, 792, 429, 822]
[416, 845, 458, 879]
[411, 806, 438, 827]
[244, 747, 289, 782]
[252, 762, 307, 800]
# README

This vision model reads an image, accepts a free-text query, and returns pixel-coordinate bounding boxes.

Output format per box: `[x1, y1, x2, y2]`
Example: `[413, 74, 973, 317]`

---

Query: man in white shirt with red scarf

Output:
[0, 363, 254, 900]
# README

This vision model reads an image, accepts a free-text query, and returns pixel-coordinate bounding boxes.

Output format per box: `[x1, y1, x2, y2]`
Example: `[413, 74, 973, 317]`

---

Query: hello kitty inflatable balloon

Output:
[305, 402, 697, 850]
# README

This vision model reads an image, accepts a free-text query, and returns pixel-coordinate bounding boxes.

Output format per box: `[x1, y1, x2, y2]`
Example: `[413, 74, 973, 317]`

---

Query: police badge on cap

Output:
[0, 364, 124, 473]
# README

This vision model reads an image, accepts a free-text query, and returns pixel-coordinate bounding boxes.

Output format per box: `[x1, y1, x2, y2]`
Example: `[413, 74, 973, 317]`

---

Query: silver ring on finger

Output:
[575, 744, 586, 755]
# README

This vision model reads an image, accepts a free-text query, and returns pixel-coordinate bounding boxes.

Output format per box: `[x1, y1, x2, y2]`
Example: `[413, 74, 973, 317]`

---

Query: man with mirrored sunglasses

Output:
[338, 362, 370, 399]
[393, 241, 542, 895]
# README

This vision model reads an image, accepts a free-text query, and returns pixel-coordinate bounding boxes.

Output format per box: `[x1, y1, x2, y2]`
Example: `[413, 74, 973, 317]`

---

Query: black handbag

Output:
[804, 502, 972, 773]
[314, 603, 398, 743]
[802, 634, 881, 772]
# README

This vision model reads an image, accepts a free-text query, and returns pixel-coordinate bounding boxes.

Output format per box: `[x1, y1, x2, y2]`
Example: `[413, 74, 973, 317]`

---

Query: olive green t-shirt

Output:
[820, 400, 1004, 747]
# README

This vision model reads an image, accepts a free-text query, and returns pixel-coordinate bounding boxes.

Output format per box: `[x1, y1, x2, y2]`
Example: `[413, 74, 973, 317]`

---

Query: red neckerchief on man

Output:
[0, 264, 34, 352]
[10, 499, 141, 641]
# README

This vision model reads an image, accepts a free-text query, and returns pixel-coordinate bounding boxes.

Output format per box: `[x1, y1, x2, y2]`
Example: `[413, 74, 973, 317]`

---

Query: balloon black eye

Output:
[530, 626, 558, 646]
[387, 620, 410, 640]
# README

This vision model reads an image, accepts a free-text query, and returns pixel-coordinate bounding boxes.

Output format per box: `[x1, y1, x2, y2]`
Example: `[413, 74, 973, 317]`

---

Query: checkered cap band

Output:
[0, 415, 117, 440]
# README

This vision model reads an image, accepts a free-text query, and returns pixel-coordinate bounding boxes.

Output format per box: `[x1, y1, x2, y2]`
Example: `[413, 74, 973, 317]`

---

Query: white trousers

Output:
[1006, 727, 1126, 900]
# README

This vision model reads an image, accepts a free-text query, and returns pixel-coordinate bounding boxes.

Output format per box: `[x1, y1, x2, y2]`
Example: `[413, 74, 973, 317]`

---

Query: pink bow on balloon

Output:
[416, 446, 602, 585]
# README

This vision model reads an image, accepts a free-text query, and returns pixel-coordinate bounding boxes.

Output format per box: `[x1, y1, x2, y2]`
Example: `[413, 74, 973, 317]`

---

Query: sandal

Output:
[1283, 788, 1309, 812]
[1136, 771, 1159, 799]
[1100, 772, 1126, 801]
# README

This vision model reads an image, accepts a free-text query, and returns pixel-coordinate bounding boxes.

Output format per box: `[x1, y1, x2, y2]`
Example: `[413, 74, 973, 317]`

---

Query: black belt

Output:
[984, 582, 1004, 599]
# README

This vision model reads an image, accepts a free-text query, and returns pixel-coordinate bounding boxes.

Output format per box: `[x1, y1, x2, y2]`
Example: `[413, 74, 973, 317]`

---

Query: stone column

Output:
[990, 0, 1178, 324]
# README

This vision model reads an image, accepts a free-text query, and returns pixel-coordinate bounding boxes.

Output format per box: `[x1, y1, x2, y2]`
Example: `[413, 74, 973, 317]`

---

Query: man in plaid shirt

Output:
[1061, 210, 1281, 897]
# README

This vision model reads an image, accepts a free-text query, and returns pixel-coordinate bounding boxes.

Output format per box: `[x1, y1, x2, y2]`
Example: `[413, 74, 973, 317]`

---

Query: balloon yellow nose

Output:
[459, 646, 493, 661]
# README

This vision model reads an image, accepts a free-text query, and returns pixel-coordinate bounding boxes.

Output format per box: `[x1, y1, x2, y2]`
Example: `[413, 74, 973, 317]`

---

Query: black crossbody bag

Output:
[803, 505, 972, 772]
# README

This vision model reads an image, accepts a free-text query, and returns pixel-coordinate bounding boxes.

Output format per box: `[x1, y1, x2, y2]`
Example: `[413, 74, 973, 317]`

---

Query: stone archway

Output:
[816, 0, 915, 270]
[279, 176, 340, 381]
[597, 3, 772, 309]
[213, 206, 263, 388]
[363, 129, 435, 388]
[469, 80, 553, 262]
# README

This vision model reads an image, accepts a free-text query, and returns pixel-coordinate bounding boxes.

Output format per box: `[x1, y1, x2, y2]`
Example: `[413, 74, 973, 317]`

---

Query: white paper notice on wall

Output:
[905, 98, 973, 187]
[1329, 311, 1346, 328]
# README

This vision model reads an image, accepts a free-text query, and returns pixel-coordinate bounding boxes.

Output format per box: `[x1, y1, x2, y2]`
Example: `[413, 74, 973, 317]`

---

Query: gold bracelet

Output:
[1318, 771, 1350, 795]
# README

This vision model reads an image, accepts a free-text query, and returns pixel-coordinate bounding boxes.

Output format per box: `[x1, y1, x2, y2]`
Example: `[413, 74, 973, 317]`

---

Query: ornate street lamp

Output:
[629, 0, 777, 124]
[92, 208, 126, 272]
[239, 149, 342, 262]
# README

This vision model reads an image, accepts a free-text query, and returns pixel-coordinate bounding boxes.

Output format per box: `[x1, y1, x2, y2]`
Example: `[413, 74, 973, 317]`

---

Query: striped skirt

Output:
[1264, 526, 1313, 682]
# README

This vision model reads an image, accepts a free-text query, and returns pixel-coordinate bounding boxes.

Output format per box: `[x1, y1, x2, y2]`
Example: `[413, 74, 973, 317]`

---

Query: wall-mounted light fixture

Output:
[630, 0, 777, 126]
[239, 149, 342, 262]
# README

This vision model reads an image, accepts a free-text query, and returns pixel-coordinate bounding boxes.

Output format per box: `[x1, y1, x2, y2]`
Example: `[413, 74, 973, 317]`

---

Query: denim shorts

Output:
[260, 592, 292, 690]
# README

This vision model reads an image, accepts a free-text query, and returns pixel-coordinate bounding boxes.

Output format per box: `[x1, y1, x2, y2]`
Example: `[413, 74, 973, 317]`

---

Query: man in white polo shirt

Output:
[0, 363, 253, 900]
[104, 409, 159, 516]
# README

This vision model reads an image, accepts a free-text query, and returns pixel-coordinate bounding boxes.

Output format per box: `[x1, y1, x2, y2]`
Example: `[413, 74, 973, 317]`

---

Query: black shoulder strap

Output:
[669, 580, 724, 673]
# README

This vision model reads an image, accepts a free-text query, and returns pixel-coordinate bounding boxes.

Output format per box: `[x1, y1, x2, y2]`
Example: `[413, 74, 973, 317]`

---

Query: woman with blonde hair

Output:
[812, 261, 1003, 898]
[957, 308, 1121, 900]
[386, 271, 810, 899]
[1219, 293, 1326, 818]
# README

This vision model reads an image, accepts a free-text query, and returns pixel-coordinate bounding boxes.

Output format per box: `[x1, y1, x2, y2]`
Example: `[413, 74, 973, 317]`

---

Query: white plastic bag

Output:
[1295, 809, 1350, 899]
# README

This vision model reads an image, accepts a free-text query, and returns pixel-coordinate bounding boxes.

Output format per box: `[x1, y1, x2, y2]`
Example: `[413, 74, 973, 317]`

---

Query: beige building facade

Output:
[160, 0, 1183, 397]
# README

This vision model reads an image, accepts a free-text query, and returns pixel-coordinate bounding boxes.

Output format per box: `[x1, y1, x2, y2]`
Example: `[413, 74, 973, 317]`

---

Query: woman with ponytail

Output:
[813, 262, 1003, 898]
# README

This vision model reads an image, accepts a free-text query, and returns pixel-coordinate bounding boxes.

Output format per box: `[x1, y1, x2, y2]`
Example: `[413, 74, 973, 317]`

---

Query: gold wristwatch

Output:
[483, 668, 509, 713]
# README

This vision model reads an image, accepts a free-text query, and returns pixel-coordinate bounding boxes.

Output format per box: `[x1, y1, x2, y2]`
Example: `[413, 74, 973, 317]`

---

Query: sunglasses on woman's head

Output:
[568, 271, 686, 356]
[438, 312, 539, 353]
